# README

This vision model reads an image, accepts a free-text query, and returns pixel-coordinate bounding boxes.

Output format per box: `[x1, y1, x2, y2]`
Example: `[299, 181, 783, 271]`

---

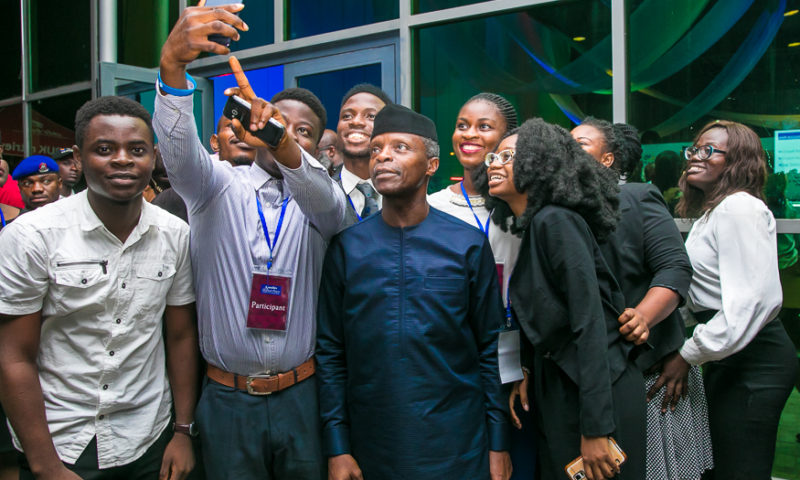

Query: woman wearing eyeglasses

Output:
[665, 120, 797, 479]
[485, 118, 645, 480]
[571, 118, 712, 480]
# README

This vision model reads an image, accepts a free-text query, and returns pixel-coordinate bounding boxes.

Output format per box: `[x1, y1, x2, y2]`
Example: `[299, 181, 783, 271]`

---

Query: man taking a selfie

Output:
[155, 3, 348, 478]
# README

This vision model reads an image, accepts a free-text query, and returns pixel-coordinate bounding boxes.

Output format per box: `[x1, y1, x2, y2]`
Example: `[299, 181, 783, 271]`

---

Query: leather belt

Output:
[206, 358, 315, 396]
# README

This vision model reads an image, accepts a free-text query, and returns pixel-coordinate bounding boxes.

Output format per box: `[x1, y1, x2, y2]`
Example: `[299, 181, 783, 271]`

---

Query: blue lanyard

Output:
[460, 182, 489, 237]
[255, 192, 290, 271]
[340, 172, 363, 222]
[346, 195, 362, 222]
[505, 285, 513, 328]
[0, 208, 5, 228]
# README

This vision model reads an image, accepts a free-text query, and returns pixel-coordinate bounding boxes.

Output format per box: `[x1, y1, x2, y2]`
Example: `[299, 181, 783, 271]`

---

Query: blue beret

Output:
[12, 155, 59, 180]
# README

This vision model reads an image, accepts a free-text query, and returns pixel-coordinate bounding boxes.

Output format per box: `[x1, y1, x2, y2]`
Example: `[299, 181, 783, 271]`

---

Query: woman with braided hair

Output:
[429, 94, 521, 296]
[571, 117, 713, 479]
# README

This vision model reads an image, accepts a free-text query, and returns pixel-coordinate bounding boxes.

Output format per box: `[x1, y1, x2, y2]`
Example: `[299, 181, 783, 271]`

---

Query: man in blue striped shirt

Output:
[155, 4, 348, 478]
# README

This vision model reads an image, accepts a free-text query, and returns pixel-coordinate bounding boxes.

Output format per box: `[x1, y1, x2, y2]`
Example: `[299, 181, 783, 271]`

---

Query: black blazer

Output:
[600, 183, 692, 370]
[510, 205, 631, 436]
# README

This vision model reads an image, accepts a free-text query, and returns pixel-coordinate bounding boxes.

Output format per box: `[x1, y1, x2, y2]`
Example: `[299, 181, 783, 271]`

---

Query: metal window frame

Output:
[6, 0, 800, 239]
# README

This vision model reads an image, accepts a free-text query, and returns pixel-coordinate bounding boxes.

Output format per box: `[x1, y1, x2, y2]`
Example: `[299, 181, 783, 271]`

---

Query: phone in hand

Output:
[564, 437, 626, 480]
[223, 95, 285, 149]
[204, 0, 244, 47]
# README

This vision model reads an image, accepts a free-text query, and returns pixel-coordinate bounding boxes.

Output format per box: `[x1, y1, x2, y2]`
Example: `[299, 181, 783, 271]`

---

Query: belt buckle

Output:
[246, 374, 273, 396]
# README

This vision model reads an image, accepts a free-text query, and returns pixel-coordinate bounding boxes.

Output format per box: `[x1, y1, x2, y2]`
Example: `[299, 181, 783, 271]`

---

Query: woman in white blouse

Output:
[659, 120, 797, 479]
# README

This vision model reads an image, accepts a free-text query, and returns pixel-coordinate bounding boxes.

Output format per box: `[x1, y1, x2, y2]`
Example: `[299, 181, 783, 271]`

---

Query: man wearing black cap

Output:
[334, 84, 391, 223]
[53, 148, 83, 198]
[317, 103, 512, 480]
[12, 155, 62, 213]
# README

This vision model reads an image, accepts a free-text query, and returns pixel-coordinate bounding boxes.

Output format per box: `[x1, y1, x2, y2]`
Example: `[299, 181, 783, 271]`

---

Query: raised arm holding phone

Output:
[154, 3, 347, 479]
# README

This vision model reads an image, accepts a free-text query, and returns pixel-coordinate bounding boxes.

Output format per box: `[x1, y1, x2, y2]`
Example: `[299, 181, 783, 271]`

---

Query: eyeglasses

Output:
[683, 145, 726, 161]
[484, 149, 515, 167]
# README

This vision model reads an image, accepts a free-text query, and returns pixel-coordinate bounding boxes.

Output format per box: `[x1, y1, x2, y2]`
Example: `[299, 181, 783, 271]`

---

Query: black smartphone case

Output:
[222, 96, 284, 148]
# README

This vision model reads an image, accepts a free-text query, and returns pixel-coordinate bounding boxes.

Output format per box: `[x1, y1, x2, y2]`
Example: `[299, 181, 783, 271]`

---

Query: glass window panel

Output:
[28, 0, 91, 92]
[416, 0, 612, 192]
[287, 0, 398, 39]
[30, 90, 91, 158]
[630, 1, 800, 217]
[118, 0, 179, 68]
[0, 3, 22, 99]
[415, 0, 485, 14]
[297, 64, 383, 131]
[232, 0, 274, 50]
[0, 104, 25, 168]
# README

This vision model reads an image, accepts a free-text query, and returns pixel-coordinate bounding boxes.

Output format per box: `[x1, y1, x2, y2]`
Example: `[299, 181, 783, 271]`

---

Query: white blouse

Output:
[679, 192, 782, 365]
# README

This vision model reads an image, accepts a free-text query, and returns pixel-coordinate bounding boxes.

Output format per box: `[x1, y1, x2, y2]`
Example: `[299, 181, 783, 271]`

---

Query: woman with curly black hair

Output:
[486, 118, 645, 480]
[571, 118, 713, 480]
[666, 120, 797, 479]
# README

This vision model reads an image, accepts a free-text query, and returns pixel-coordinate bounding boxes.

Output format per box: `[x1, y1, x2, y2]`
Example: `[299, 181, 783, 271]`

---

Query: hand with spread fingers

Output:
[223, 57, 302, 168]
[159, 0, 249, 89]
[223, 57, 288, 150]
[647, 351, 690, 413]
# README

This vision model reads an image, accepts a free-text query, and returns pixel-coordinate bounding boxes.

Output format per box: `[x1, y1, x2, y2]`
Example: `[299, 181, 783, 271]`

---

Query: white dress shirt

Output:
[340, 165, 381, 214]
[0, 192, 195, 467]
[680, 192, 782, 365]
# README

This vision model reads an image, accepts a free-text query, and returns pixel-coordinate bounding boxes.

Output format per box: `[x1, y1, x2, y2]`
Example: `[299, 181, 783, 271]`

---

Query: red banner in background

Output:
[0, 104, 74, 158]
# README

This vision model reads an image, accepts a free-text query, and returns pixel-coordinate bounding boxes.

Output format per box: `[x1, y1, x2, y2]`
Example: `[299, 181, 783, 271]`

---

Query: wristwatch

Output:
[173, 421, 199, 437]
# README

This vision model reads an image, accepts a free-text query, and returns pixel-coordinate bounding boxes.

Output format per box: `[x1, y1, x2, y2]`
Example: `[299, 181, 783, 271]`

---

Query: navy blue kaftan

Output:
[316, 207, 510, 479]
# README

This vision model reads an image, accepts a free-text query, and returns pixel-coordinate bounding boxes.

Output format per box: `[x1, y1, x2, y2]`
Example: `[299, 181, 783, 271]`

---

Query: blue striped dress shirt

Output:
[153, 90, 348, 375]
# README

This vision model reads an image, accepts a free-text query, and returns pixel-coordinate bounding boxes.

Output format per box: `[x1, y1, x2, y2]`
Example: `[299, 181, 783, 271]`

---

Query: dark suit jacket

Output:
[600, 183, 692, 370]
[333, 167, 362, 227]
[510, 205, 630, 436]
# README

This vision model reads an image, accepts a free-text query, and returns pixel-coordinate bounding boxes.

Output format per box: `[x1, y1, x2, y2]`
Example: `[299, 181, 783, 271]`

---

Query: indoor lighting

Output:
[784, 9, 799, 16]
[573, 36, 586, 42]
[789, 42, 800, 47]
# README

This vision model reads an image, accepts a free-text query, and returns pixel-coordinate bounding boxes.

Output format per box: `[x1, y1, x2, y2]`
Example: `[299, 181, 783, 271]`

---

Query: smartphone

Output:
[204, 0, 244, 47]
[564, 437, 627, 480]
[222, 95, 285, 149]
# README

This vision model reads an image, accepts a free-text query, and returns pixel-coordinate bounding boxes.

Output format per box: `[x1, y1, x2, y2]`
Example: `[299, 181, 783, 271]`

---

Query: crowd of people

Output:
[0, 3, 798, 480]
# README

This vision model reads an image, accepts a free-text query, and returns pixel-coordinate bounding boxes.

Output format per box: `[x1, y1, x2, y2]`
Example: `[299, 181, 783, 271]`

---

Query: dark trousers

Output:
[196, 374, 324, 480]
[702, 320, 798, 480]
[533, 359, 646, 480]
[19, 424, 171, 480]
[509, 401, 537, 480]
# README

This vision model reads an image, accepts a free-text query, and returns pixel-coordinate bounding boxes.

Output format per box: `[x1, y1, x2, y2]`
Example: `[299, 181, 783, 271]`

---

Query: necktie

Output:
[355, 182, 379, 218]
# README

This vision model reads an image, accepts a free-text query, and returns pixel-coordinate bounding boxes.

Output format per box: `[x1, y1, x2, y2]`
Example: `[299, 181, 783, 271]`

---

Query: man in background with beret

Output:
[53, 148, 84, 198]
[316, 103, 512, 480]
[12, 155, 62, 214]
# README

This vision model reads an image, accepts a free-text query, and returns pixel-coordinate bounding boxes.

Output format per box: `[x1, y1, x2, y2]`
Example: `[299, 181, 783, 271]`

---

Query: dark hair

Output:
[580, 117, 642, 179]
[511, 118, 619, 240]
[465, 93, 518, 131]
[676, 120, 766, 217]
[652, 150, 683, 193]
[74, 96, 154, 148]
[271, 87, 327, 142]
[340, 83, 393, 109]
